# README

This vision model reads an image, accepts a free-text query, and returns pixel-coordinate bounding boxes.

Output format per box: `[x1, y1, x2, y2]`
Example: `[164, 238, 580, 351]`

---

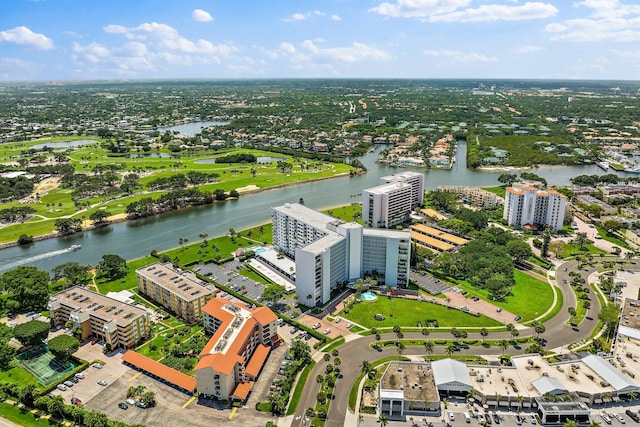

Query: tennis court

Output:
[15, 346, 74, 385]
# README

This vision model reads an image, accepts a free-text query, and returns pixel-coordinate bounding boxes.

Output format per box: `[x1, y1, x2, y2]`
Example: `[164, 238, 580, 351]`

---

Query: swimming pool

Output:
[361, 291, 378, 302]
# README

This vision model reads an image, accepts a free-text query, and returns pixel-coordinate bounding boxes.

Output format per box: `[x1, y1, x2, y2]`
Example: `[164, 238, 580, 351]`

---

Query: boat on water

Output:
[69, 245, 81, 251]
[596, 161, 610, 171]
[625, 166, 640, 174]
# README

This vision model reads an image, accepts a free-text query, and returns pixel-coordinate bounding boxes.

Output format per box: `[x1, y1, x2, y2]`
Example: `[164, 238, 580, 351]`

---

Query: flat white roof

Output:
[364, 228, 410, 239]
[273, 203, 339, 232]
[380, 389, 405, 400]
[363, 181, 411, 195]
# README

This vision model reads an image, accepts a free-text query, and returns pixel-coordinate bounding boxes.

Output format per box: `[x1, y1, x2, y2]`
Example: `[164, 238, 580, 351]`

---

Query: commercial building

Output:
[272, 203, 410, 306]
[136, 263, 214, 324]
[48, 286, 150, 350]
[503, 186, 567, 231]
[378, 361, 440, 418]
[195, 297, 278, 401]
[363, 171, 425, 228]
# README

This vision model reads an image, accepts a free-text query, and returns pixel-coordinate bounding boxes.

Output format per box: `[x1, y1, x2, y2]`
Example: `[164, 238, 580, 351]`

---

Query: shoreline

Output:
[0, 171, 353, 249]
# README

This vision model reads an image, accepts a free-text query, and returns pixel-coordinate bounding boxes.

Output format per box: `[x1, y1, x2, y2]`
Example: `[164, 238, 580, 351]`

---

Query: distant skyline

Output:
[1, 0, 640, 81]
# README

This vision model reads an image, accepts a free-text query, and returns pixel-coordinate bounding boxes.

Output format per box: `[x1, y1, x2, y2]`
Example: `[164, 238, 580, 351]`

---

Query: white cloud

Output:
[103, 22, 234, 55]
[546, 0, 640, 42]
[192, 9, 214, 22]
[300, 40, 392, 62]
[430, 2, 558, 22]
[518, 45, 545, 53]
[424, 49, 497, 62]
[612, 48, 640, 58]
[331, 15, 343, 21]
[0, 26, 53, 50]
[284, 10, 327, 22]
[369, 0, 471, 18]
[369, 0, 556, 22]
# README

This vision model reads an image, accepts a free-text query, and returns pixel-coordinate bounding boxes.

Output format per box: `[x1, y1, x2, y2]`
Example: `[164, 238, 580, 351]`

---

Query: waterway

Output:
[0, 141, 628, 272]
[157, 120, 230, 136]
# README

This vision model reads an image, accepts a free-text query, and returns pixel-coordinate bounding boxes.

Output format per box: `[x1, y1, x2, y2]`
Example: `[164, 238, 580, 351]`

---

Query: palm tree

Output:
[424, 340, 434, 355]
[563, 420, 579, 427]
[421, 327, 430, 337]
[361, 360, 371, 375]
[480, 328, 489, 344]
[446, 344, 457, 356]
[499, 339, 509, 353]
[516, 395, 524, 411]
[397, 341, 406, 355]
[589, 420, 602, 427]
[628, 390, 639, 401]
[378, 414, 389, 427]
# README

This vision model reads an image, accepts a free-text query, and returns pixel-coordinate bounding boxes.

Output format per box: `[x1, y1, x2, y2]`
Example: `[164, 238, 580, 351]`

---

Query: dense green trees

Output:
[13, 320, 49, 347]
[47, 334, 79, 363]
[97, 254, 127, 280]
[0, 266, 50, 311]
[261, 284, 286, 304]
[52, 262, 91, 287]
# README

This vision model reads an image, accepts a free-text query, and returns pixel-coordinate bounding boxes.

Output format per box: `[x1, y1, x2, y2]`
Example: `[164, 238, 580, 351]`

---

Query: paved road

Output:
[291, 258, 640, 427]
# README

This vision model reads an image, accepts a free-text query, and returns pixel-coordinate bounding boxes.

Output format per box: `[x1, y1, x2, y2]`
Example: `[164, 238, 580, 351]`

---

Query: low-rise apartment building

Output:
[48, 286, 150, 350]
[195, 298, 278, 401]
[437, 185, 499, 209]
[136, 263, 213, 324]
[409, 224, 469, 253]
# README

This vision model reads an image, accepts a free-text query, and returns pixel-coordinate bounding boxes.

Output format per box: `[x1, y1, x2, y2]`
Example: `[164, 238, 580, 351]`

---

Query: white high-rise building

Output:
[363, 171, 425, 228]
[503, 186, 567, 230]
[272, 203, 410, 306]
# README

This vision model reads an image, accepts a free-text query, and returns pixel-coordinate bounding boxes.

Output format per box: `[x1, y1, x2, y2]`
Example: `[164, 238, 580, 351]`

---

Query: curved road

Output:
[291, 258, 640, 427]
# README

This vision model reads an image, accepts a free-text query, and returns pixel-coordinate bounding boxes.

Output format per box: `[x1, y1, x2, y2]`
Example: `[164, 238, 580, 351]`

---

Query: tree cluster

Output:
[0, 206, 35, 224]
[0, 176, 34, 201]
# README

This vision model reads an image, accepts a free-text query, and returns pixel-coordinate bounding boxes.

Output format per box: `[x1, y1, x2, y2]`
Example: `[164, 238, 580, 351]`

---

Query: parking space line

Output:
[182, 396, 196, 408]
[127, 372, 142, 382]
[228, 407, 238, 420]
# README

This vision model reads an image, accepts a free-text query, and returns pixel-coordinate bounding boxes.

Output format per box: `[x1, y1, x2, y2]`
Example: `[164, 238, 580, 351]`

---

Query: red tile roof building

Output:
[195, 298, 278, 400]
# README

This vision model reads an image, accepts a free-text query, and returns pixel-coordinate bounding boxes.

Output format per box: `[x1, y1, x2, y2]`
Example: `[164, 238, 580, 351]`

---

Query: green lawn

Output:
[341, 297, 501, 329]
[96, 256, 157, 294]
[559, 243, 607, 259]
[0, 364, 40, 388]
[323, 204, 362, 223]
[0, 402, 63, 426]
[452, 270, 554, 321]
[594, 225, 632, 251]
[482, 186, 507, 198]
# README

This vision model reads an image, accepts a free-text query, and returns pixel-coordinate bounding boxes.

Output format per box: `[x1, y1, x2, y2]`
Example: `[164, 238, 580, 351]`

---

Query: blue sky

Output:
[1, 0, 639, 81]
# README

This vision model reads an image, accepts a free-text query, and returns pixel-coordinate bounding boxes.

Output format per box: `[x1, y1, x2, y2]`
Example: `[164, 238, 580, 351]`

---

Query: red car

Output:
[241, 289, 248, 295]
[91, 339, 97, 345]
[71, 397, 82, 405]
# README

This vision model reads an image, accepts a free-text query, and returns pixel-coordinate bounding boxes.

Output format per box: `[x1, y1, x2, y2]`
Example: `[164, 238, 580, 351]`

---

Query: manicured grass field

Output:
[0, 402, 63, 427]
[0, 364, 40, 388]
[341, 297, 501, 329]
[454, 270, 554, 321]
[559, 243, 607, 259]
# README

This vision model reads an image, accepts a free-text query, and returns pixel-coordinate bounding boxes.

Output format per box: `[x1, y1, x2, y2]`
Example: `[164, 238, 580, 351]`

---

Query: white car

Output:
[323, 328, 331, 335]
[74, 373, 85, 379]
[529, 414, 537, 424]
[97, 379, 108, 386]
[92, 362, 103, 369]
[601, 414, 612, 425]
[126, 398, 136, 405]
[312, 323, 321, 330]
[449, 411, 455, 421]
[56, 384, 67, 391]
[614, 414, 625, 424]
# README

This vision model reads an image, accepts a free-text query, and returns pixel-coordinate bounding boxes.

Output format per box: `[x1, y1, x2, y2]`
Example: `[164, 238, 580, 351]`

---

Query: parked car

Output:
[323, 328, 331, 335]
[126, 398, 136, 405]
[69, 377, 78, 383]
[484, 413, 492, 425]
[56, 384, 67, 391]
[136, 402, 148, 409]
[515, 415, 523, 425]
[602, 414, 613, 425]
[63, 380, 74, 387]
[91, 339, 98, 345]
[71, 397, 81, 405]
[118, 403, 128, 410]
[529, 414, 537, 424]
[624, 410, 639, 423]
[97, 379, 108, 386]
[92, 362, 103, 369]
[614, 414, 626, 424]
[492, 412, 501, 424]
[514, 316, 522, 322]
[312, 323, 321, 329]
[75, 373, 84, 379]
[448, 411, 455, 421]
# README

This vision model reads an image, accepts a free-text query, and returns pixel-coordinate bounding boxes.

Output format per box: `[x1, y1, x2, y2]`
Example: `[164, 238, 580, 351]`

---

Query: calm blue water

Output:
[31, 140, 99, 149]
[157, 121, 230, 136]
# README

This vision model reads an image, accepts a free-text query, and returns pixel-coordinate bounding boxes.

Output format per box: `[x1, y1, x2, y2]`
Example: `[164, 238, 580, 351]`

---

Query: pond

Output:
[157, 120, 230, 136]
[123, 152, 174, 158]
[31, 139, 99, 149]
[257, 156, 285, 163]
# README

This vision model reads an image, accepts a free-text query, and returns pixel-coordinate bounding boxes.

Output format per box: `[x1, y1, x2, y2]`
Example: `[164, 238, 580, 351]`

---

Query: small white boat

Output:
[69, 245, 81, 251]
